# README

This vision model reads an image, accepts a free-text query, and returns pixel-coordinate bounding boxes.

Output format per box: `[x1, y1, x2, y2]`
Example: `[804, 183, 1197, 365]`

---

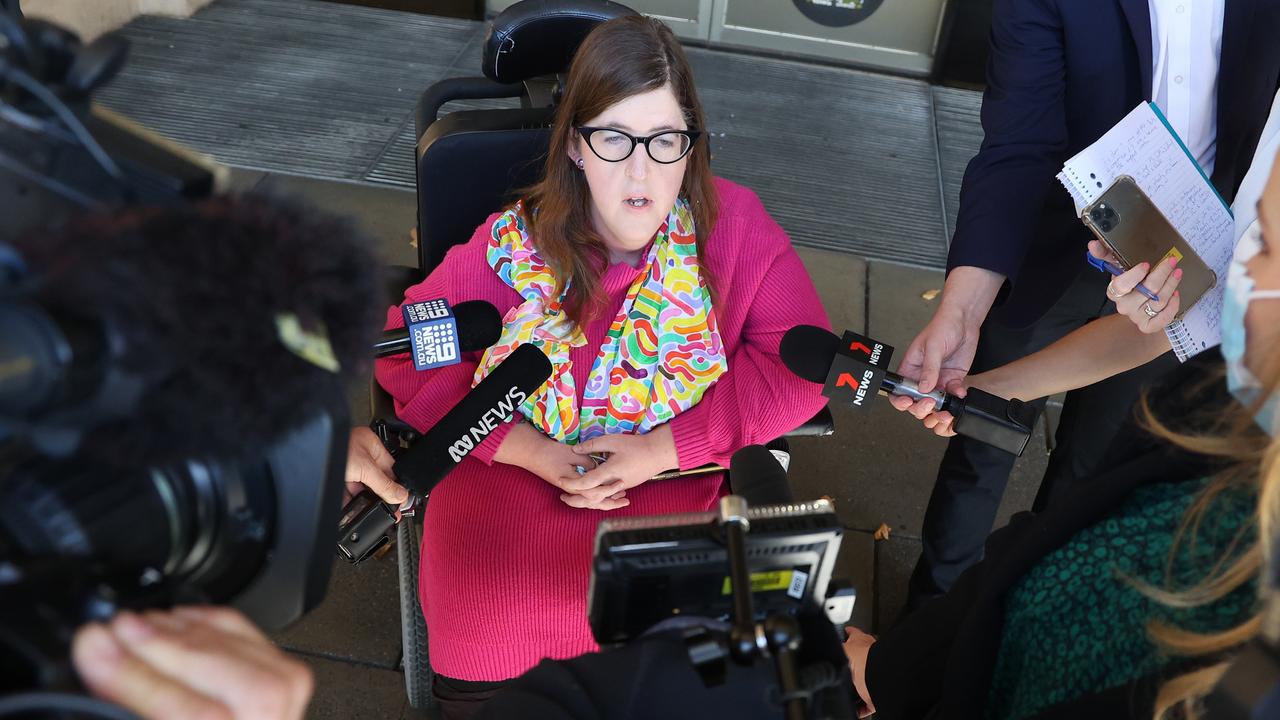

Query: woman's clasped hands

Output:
[497, 423, 678, 511]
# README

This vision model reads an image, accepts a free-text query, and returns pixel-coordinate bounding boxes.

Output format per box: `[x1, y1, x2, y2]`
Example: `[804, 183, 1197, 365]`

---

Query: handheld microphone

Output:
[728, 445, 794, 506]
[338, 343, 551, 563]
[392, 342, 552, 495]
[372, 299, 502, 360]
[780, 325, 1040, 456]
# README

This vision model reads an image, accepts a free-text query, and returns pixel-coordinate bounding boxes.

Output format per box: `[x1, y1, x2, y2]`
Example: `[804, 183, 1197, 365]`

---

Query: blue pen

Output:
[1085, 251, 1160, 302]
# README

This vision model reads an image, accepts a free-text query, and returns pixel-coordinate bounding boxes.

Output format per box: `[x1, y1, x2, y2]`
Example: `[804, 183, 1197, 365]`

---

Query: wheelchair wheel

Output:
[397, 516, 433, 709]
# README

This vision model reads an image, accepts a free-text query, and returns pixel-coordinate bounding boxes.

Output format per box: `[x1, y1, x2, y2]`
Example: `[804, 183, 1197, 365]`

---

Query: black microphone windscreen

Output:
[729, 445, 793, 506]
[393, 343, 552, 495]
[779, 325, 841, 384]
[15, 193, 383, 467]
[449, 300, 503, 351]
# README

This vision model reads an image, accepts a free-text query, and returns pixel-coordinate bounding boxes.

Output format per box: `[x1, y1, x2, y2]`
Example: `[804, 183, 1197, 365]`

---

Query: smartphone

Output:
[1081, 176, 1216, 318]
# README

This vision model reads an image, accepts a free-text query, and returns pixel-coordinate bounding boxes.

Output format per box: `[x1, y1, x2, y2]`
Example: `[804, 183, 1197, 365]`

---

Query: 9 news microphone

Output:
[780, 325, 1039, 456]
[373, 299, 502, 363]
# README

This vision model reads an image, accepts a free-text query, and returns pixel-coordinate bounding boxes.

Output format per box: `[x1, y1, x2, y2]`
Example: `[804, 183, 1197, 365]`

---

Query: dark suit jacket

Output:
[865, 350, 1242, 719]
[950, 0, 1280, 329]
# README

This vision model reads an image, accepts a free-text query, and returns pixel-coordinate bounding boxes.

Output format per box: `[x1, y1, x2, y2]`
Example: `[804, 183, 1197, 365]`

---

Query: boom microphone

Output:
[392, 342, 553, 495]
[728, 445, 794, 506]
[373, 300, 502, 359]
[2, 194, 381, 464]
[780, 325, 1040, 456]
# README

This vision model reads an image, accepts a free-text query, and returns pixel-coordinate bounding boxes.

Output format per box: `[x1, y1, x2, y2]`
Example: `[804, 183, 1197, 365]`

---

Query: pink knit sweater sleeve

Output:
[669, 182, 831, 469]
[374, 216, 523, 465]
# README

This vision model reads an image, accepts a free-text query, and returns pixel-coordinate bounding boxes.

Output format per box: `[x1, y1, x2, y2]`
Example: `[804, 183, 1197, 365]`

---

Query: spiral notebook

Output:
[1056, 102, 1235, 361]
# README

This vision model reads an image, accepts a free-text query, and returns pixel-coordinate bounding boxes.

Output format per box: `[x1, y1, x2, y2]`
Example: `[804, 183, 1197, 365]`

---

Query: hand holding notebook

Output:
[1056, 102, 1236, 361]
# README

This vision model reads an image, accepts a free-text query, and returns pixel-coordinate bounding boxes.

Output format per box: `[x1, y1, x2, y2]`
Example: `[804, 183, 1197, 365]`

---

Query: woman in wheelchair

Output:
[349, 14, 829, 713]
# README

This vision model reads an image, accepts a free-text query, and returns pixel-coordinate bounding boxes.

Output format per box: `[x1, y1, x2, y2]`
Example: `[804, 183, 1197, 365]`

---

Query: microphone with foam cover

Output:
[373, 300, 502, 359]
[779, 325, 1039, 457]
[728, 444, 793, 506]
[392, 342, 552, 495]
[779, 324, 842, 384]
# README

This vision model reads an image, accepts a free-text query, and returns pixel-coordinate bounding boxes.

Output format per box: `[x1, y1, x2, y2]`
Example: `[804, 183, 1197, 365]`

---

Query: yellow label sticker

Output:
[722, 570, 793, 595]
[1159, 246, 1184, 265]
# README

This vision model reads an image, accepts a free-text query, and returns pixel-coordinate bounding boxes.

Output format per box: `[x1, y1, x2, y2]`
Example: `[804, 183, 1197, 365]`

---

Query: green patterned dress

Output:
[985, 478, 1257, 720]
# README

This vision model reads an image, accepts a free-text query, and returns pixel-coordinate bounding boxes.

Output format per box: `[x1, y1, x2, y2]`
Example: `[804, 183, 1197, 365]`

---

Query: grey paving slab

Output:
[873, 535, 919, 632]
[274, 555, 404, 669]
[789, 398, 944, 536]
[795, 247, 867, 333]
[835, 529, 875, 631]
[865, 260, 945, 367]
[687, 47, 947, 268]
[297, 652, 408, 720]
[867, 439, 1045, 635]
[98, 0, 479, 181]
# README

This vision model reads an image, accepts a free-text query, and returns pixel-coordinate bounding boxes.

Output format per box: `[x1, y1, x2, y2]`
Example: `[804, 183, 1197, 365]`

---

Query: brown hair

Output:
[520, 15, 719, 324]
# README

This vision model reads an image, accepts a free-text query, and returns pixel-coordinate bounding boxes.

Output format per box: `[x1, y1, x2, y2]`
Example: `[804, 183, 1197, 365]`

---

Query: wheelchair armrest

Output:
[414, 76, 527, 139]
[783, 405, 834, 438]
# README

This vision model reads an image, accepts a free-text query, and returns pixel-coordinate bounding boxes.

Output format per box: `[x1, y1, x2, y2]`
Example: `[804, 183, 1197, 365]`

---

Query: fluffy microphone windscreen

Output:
[16, 193, 383, 466]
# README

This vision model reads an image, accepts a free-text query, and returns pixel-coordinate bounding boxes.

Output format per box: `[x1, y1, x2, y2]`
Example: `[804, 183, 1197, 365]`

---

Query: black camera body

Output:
[0, 6, 361, 712]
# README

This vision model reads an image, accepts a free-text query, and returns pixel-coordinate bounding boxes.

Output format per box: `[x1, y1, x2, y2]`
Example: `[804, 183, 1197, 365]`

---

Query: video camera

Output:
[587, 445, 860, 719]
[0, 6, 374, 717]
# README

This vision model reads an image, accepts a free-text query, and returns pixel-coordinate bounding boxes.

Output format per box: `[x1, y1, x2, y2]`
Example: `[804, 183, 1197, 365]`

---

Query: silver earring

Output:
[575, 158, 584, 170]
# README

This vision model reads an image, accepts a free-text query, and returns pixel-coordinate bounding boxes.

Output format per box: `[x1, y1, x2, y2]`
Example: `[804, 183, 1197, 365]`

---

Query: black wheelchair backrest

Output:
[483, 0, 639, 84]
[416, 107, 552, 273]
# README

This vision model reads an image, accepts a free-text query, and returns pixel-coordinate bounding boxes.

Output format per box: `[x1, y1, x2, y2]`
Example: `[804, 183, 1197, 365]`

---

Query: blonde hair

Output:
[1132, 362, 1280, 718]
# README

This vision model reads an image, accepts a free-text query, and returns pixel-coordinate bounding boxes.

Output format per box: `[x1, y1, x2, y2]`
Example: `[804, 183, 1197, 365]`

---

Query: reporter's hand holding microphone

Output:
[887, 266, 1005, 437]
[894, 242, 1187, 439]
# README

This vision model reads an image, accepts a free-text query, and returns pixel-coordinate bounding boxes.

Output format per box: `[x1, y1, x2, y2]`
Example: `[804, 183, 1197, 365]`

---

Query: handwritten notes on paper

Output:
[1056, 102, 1235, 360]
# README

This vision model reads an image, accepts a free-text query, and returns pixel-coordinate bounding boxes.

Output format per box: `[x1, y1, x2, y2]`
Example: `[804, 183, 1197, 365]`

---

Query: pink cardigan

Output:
[375, 178, 831, 680]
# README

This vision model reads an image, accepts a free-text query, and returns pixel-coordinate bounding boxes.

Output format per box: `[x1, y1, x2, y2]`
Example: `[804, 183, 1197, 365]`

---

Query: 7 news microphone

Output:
[780, 325, 1040, 456]
[338, 342, 553, 563]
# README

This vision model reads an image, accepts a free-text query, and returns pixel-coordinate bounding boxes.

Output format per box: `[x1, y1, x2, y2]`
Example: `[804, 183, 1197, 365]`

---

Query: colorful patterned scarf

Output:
[474, 199, 727, 444]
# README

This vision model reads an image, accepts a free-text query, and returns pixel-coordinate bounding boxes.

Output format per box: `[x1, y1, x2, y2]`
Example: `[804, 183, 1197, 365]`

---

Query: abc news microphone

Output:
[780, 325, 1040, 456]
[338, 340, 552, 563]
[392, 342, 552, 491]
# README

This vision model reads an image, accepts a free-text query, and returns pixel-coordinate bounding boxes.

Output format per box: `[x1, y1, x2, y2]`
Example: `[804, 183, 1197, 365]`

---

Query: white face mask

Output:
[1221, 221, 1280, 435]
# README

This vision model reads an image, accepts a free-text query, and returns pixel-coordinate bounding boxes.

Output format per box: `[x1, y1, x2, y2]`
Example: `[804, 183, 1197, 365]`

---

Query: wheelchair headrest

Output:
[482, 0, 639, 84]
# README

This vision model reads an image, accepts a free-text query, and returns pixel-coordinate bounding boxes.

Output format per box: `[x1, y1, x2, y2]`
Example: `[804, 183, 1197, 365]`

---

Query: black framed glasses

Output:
[576, 126, 702, 164]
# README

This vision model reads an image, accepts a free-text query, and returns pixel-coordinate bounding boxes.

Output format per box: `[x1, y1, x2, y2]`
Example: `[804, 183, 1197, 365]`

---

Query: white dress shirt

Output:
[1232, 89, 1280, 243]
[1148, 0, 1225, 175]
